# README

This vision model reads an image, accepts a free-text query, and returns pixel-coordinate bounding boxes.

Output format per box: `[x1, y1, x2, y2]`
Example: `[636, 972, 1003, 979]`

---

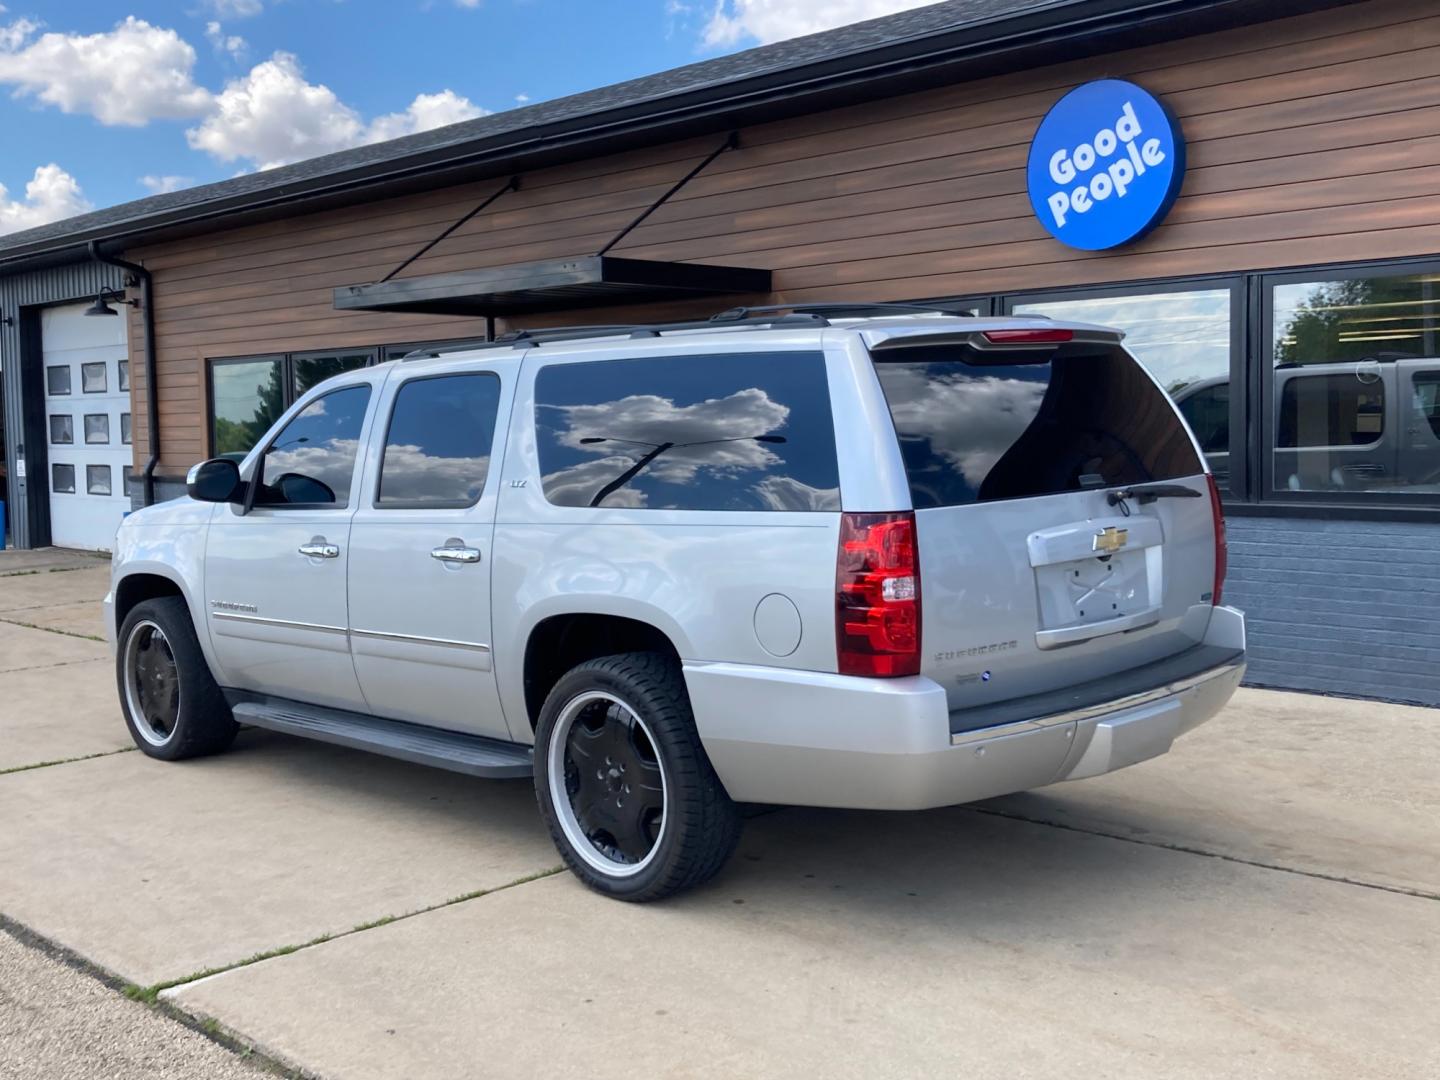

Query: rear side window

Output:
[873, 343, 1203, 510]
[377, 373, 501, 507]
[534, 351, 840, 511]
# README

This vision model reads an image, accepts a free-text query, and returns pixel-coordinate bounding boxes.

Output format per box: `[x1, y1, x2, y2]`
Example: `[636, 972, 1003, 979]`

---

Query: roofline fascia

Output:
[0, 0, 1352, 271]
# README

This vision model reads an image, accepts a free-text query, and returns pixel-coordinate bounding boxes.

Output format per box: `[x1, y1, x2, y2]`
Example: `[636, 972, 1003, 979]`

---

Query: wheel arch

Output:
[520, 610, 684, 734]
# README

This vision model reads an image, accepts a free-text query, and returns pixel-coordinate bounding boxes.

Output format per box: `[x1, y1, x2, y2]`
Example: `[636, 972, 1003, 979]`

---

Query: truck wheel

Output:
[117, 596, 237, 761]
[534, 652, 741, 901]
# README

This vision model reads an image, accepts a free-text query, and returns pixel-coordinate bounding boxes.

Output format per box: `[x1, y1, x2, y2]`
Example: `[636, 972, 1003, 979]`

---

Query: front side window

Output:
[534, 352, 840, 511]
[377, 374, 501, 507]
[1271, 272, 1440, 493]
[254, 385, 371, 508]
[873, 342, 1203, 510]
[212, 357, 284, 459]
[1012, 288, 1232, 479]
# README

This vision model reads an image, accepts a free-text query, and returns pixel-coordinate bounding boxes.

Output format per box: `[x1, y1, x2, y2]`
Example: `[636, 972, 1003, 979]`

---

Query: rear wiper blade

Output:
[1107, 483, 1203, 506]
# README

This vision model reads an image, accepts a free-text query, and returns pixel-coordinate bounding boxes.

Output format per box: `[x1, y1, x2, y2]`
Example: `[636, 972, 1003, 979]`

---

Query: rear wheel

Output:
[117, 596, 237, 760]
[534, 652, 740, 901]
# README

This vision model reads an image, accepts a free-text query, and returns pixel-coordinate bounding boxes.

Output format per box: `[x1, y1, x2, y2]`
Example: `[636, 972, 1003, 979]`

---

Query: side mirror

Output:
[186, 458, 244, 504]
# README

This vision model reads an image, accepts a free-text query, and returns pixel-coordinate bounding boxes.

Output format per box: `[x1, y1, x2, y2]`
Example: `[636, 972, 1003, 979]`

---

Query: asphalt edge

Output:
[0, 912, 315, 1080]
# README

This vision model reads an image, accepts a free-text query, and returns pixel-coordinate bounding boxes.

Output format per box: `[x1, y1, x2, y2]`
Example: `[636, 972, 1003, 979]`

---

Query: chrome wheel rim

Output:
[123, 620, 181, 747]
[547, 690, 667, 877]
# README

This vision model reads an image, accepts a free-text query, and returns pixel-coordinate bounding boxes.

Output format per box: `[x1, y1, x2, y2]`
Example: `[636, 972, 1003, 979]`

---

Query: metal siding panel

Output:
[0, 261, 125, 549]
[1225, 516, 1440, 707]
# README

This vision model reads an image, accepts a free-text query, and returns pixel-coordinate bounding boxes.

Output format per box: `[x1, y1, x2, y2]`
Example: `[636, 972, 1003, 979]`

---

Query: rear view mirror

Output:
[186, 458, 244, 504]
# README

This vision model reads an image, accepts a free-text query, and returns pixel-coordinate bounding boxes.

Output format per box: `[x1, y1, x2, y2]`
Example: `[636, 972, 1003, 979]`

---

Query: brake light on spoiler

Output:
[981, 328, 1075, 344]
[836, 512, 921, 677]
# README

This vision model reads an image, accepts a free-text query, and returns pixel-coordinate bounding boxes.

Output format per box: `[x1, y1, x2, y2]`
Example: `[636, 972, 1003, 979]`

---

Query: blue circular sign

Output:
[1026, 79, 1185, 251]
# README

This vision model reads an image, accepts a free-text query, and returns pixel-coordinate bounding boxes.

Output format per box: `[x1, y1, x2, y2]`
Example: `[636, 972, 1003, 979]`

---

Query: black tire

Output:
[534, 652, 741, 902]
[116, 596, 237, 761]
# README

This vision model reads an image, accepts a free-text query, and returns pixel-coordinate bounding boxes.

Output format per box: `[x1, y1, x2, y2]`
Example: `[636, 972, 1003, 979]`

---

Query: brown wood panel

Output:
[127, 0, 1440, 469]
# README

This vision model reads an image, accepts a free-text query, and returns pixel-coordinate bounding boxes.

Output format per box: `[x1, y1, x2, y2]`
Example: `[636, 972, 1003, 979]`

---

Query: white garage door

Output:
[42, 301, 132, 551]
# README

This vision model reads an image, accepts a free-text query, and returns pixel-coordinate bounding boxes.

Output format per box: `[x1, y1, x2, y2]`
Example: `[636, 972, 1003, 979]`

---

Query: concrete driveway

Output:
[1, 550, 1436, 1080]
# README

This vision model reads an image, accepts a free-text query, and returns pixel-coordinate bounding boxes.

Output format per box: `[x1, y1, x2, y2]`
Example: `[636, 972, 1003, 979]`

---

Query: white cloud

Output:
[140, 174, 194, 195]
[188, 54, 486, 169]
[702, 0, 936, 46]
[0, 164, 91, 235]
[204, 20, 247, 60]
[0, 16, 212, 126]
[366, 89, 486, 144]
[207, 0, 264, 17]
[514, 92, 529, 104]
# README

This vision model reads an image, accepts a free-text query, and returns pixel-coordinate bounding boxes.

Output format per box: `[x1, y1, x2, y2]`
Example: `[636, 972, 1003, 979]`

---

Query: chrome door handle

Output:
[431, 546, 481, 564]
[298, 542, 340, 559]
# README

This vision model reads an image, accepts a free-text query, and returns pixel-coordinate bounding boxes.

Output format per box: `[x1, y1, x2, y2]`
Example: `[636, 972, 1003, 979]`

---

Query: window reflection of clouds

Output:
[381, 445, 491, 503]
[536, 354, 840, 511]
[881, 365, 1047, 489]
[265, 437, 361, 501]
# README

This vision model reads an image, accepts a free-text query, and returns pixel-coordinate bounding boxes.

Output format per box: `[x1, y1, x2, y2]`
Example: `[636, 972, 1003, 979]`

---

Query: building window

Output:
[1268, 271, 1440, 496]
[123, 466, 136, 495]
[210, 355, 284, 458]
[1010, 285, 1236, 485]
[118, 360, 130, 392]
[208, 348, 377, 458]
[121, 413, 132, 445]
[46, 366, 71, 396]
[84, 414, 110, 444]
[82, 362, 107, 393]
[290, 349, 374, 398]
[52, 464, 76, 493]
[49, 415, 73, 444]
[87, 465, 111, 495]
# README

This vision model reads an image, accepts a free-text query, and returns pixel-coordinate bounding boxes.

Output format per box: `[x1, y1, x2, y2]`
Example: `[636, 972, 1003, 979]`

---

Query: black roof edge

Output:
[0, 0, 1352, 272]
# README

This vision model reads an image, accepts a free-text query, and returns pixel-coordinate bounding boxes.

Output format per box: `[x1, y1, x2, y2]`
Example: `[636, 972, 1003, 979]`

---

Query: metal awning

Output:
[333, 255, 771, 317]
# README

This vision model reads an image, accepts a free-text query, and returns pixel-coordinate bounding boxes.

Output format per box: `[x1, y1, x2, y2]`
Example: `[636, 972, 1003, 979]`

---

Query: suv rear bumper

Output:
[685, 606, 1245, 811]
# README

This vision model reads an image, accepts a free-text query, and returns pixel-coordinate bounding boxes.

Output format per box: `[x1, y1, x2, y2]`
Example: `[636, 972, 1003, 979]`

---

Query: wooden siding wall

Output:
[127, 0, 1440, 472]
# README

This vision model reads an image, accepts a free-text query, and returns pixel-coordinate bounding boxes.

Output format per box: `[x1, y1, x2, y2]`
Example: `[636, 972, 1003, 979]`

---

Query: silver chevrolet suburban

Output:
[105, 304, 1245, 901]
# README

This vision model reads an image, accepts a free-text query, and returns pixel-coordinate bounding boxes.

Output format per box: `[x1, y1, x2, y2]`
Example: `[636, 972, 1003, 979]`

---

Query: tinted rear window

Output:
[873, 343, 1203, 509]
[534, 351, 840, 511]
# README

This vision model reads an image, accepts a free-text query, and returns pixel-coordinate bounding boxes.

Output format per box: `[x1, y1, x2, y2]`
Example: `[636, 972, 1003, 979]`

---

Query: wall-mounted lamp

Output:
[0, 312, 12, 326]
[84, 286, 138, 317]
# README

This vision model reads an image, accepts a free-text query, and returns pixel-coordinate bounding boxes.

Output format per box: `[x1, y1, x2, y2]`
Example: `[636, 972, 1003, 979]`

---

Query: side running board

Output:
[226, 692, 533, 779]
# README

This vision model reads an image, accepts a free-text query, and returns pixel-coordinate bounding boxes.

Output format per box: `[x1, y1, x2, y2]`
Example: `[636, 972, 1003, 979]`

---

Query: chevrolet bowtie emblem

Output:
[1093, 526, 1129, 554]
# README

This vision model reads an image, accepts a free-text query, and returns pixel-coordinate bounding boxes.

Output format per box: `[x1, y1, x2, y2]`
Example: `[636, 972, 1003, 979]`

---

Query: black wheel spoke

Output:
[558, 695, 666, 870]
[126, 624, 181, 745]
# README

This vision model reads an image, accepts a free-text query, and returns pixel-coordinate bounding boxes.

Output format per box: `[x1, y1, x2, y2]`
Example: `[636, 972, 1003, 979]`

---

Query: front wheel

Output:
[534, 653, 741, 901]
[117, 596, 237, 760]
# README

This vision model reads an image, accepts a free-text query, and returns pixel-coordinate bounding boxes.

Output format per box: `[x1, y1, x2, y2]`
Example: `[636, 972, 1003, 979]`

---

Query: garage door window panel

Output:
[52, 464, 75, 493]
[84, 414, 110, 444]
[50, 415, 73, 444]
[46, 366, 71, 396]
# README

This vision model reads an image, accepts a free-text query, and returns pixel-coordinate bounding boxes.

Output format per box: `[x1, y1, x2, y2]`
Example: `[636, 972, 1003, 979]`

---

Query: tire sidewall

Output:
[116, 596, 232, 760]
[534, 659, 693, 900]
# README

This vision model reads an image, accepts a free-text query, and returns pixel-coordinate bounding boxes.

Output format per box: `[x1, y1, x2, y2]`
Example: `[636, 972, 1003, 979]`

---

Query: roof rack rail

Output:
[710, 302, 973, 321]
[430, 302, 972, 355]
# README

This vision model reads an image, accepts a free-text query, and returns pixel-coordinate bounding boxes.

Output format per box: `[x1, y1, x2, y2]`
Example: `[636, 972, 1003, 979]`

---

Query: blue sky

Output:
[0, 0, 931, 234]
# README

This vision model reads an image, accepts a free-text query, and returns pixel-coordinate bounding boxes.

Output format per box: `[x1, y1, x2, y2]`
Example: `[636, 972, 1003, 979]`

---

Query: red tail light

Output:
[836, 512, 921, 677]
[1207, 473, 1227, 606]
[981, 328, 1074, 344]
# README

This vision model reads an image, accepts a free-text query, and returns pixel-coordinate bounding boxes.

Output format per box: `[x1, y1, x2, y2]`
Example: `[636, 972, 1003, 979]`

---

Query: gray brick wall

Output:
[1225, 516, 1440, 707]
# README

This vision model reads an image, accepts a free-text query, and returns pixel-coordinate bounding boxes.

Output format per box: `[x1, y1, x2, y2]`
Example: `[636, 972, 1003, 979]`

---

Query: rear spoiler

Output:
[862, 325, 1127, 352]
